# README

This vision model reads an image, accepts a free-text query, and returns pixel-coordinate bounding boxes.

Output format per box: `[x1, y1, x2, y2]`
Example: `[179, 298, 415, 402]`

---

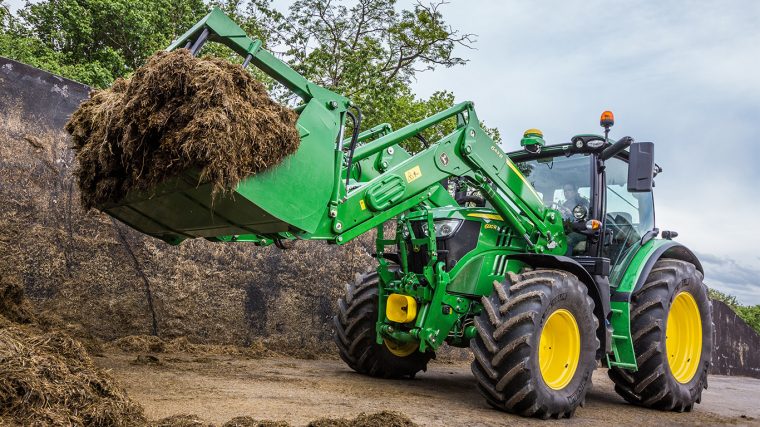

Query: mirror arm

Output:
[600, 136, 633, 161]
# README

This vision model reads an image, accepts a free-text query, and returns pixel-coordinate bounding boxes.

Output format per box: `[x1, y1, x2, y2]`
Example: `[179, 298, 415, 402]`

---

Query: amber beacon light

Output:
[600, 110, 614, 128]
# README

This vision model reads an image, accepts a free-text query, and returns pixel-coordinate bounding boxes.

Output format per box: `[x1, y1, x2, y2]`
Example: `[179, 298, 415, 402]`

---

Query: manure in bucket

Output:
[66, 49, 300, 209]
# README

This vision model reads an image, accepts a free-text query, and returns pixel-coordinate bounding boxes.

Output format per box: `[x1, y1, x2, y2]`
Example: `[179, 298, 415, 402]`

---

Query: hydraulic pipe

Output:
[189, 28, 209, 56]
[352, 102, 472, 163]
[342, 123, 392, 146]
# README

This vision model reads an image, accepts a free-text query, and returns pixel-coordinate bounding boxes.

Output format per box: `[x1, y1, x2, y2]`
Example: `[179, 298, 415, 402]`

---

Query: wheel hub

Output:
[666, 291, 702, 383]
[538, 308, 581, 390]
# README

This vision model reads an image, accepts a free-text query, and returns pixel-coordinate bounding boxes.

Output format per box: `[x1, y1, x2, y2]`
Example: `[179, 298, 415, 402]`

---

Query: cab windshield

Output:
[517, 154, 591, 217]
[516, 154, 592, 256]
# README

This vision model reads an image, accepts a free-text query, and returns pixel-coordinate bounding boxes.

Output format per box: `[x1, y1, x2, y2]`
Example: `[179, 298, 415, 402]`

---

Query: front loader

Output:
[97, 8, 712, 419]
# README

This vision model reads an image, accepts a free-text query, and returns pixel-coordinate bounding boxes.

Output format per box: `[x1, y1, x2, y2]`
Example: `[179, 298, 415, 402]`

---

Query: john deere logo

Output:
[440, 153, 449, 166]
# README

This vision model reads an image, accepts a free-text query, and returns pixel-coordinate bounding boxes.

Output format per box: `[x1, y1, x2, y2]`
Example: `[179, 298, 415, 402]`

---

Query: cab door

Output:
[601, 155, 655, 282]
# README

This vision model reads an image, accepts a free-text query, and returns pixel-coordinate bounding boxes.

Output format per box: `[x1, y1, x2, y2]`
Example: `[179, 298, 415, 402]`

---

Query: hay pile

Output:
[66, 49, 300, 209]
[152, 414, 288, 427]
[0, 276, 146, 426]
[308, 412, 417, 427]
[0, 274, 35, 325]
[109, 335, 270, 358]
[150, 412, 417, 427]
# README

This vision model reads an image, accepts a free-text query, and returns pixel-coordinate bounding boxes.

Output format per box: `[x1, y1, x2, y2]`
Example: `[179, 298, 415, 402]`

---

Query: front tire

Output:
[333, 270, 433, 379]
[471, 269, 599, 419]
[608, 259, 712, 412]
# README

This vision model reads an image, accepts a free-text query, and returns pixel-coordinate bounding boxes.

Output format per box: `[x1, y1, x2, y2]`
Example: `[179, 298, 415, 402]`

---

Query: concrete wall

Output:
[710, 300, 760, 378]
[0, 57, 90, 128]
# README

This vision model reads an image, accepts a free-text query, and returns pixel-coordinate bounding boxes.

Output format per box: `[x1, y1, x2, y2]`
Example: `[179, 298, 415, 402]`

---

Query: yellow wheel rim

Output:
[383, 339, 418, 357]
[666, 291, 702, 383]
[538, 309, 581, 390]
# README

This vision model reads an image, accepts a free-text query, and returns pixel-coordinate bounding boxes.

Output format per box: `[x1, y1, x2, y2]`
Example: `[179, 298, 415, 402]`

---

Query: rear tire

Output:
[333, 270, 433, 379]
[608, 259, 712, 412]
[471, 269, 599, 419]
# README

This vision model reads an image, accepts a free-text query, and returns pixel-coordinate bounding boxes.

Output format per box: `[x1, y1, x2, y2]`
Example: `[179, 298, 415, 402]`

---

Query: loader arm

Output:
[307, 101, 566, 255]
[105, 7, 566, 255]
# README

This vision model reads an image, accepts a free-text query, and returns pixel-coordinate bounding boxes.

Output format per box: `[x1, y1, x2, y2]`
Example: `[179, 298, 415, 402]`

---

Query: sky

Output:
[393, 0, 760, 304]
[6, 0, 760, 304]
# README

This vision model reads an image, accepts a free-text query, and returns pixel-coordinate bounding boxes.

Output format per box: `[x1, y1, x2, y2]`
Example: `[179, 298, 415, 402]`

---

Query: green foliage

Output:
[709, 288, 760, 335]
[20, 0, 208, 72]
[0, 2, 10, 30]
[0, 0, 208, 86]
[0, 0, 497, 147]
[0, 33, 113, 87]
[236, 0, 475, 152]
[708, 288, 739, 307]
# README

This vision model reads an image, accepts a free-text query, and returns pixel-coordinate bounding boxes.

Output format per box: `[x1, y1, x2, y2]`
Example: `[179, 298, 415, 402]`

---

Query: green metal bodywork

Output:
[604, 239, 703, 369]
[605, 239, 670, 369]
[95, 8, 698, 372]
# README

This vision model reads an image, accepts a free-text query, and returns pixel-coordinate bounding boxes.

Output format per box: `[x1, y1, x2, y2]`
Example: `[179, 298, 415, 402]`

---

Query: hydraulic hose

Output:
[344, 106, 362, 188]
[415, 133, 429, 149]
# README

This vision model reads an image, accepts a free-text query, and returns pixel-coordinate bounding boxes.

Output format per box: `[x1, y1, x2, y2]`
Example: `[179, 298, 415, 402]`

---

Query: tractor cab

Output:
[507, 114, 658, 284]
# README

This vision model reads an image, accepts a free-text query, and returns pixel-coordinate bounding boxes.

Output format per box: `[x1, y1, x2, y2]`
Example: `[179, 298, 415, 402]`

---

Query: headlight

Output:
[433, 219, 462, 238]
[572, 204, 588, 220]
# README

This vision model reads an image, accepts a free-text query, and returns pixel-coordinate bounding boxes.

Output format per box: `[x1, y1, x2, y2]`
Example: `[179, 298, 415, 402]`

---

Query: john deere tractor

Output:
[98, 9, 712, 419]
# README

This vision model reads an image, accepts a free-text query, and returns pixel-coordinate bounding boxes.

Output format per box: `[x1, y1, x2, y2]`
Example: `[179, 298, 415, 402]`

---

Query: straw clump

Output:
[66, 49, 300, 209]
[307, 412, 417, 427]
[109, 334, 271, 358]
[0, 276, 146, 426]
[150, 412, 418, 427]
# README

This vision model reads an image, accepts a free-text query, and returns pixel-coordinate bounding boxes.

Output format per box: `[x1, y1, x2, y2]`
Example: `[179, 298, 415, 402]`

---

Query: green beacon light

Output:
[520, 128, 545, 153]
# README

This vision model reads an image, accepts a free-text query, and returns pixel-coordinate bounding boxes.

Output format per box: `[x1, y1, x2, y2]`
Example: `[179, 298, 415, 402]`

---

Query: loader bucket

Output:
[102, 100, 339, 244]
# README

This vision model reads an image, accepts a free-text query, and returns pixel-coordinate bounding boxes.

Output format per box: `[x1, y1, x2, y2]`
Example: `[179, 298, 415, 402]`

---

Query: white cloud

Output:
[406, 0, 760, 304]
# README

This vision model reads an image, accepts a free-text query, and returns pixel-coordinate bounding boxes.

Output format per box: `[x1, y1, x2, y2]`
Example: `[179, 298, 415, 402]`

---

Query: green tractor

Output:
[98, 9, 712, 419]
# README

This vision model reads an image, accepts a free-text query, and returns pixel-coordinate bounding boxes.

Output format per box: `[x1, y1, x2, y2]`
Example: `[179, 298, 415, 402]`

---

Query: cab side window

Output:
[603, 157, 655, 266]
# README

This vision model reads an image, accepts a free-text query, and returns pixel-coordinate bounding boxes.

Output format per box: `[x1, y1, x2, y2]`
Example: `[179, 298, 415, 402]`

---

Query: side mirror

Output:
[627, 142, 654, 192]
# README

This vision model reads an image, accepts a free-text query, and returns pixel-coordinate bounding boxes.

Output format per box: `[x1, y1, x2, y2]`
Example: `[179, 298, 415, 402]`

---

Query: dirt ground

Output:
[95, 352, 760, 426]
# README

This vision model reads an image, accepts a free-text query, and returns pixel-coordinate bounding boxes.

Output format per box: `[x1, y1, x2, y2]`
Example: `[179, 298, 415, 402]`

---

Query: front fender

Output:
[504, 253, 611, 357]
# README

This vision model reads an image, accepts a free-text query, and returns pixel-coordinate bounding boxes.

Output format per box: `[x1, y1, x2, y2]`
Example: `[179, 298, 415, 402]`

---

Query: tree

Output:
[0, 2, 10, 30]
[1, 0, 494, 149]
[22, 0, 208, 71]
[238, 0, 476, 151]
[0, 32, 114, 86]
[1, 0, 208, 86]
